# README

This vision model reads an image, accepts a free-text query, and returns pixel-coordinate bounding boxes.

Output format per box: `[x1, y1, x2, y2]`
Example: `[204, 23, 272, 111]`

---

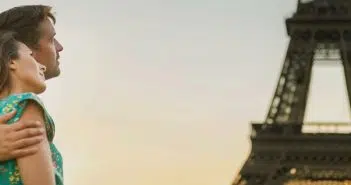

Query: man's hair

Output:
[0, 5, 55, 49]
[0, 31, 19, 92]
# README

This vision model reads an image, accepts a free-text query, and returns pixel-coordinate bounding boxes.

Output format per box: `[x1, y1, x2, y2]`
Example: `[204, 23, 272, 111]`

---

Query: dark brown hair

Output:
[0, 5, 55, 49]
[0, 31, 19, 93]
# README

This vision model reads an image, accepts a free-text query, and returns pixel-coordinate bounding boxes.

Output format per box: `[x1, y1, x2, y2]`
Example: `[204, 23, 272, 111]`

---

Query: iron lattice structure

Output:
[232, 0, 351, 185]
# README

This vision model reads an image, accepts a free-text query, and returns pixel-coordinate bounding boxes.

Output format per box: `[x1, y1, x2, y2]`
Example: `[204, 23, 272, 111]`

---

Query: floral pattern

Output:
[0, 93, 63, 185]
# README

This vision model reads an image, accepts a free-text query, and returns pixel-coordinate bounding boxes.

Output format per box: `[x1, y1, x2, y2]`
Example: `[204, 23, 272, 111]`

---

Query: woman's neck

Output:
[0, 81, 25, 99]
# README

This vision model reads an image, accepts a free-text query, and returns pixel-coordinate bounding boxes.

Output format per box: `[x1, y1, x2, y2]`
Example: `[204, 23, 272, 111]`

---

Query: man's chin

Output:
[45, 69, 61, 80]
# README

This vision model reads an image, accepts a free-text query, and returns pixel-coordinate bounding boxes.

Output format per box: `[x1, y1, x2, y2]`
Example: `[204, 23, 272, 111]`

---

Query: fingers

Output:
[0, 120, 45, 160]
[11, 127, 45, 142]
[0, 110, 16, 123]
[11, 120, 43, 132]
[12, 136, 43, 150]
[10, 145, 40, 158]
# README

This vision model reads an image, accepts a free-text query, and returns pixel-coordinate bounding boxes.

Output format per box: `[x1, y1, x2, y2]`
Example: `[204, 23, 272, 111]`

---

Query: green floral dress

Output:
[0, 92, 63, 185]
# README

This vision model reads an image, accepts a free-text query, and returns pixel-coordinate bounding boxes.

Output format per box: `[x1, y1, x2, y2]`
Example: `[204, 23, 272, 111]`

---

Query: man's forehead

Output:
[39, 18, 56, 36]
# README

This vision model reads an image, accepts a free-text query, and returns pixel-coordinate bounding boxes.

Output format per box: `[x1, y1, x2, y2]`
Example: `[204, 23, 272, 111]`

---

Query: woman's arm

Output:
[0, 110, 44, 161]
[16, 101, 55, 185]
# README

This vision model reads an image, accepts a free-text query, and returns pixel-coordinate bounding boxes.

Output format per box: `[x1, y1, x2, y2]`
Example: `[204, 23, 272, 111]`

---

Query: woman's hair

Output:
[0, 31, 19, 93]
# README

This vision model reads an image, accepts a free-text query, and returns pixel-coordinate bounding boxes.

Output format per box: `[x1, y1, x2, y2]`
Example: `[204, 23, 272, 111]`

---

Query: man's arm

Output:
[0, 110, 45, 161]
[17, 101, 55, 185]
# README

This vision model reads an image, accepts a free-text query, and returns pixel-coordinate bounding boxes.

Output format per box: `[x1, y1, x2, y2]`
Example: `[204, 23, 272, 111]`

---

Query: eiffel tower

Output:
[232, 0, 351, 185]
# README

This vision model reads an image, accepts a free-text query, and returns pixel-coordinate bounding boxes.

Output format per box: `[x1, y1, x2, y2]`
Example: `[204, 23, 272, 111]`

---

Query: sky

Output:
[1, 0, 350, 185]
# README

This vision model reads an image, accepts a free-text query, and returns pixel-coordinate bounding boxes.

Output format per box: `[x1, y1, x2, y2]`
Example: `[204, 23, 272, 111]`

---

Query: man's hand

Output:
[0, 110, 45, 161]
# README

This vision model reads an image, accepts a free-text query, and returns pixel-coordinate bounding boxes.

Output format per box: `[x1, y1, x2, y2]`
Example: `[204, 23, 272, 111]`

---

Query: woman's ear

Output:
[9, 59, 17, 70]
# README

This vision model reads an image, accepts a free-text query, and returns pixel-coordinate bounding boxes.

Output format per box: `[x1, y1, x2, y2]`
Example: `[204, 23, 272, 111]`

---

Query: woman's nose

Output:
[40, 65, 46, 72]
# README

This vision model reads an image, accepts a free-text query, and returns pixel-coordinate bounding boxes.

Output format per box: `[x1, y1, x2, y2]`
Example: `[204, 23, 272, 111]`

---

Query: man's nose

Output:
[55, 39, 63, 52]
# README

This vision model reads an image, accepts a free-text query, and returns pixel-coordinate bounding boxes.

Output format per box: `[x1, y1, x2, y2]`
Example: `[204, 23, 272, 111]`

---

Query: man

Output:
[0, 5, 63, 161]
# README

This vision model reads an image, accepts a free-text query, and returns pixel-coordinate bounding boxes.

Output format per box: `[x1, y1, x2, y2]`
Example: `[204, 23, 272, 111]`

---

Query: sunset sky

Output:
[1, 0, 350, 185]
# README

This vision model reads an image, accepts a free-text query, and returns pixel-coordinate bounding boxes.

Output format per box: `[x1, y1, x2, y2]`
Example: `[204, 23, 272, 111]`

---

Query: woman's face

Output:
[10, 42, 47, 94]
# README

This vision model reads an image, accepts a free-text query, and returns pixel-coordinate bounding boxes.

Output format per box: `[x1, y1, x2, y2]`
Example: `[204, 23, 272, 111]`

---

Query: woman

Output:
[0, 30, 63, 185]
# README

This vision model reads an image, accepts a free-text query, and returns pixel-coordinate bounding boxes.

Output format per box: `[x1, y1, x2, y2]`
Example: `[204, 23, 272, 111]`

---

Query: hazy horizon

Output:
[1, 0, 349, 184]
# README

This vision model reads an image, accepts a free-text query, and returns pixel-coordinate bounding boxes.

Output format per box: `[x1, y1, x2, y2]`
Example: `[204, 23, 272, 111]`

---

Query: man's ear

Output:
[9, 60, 17, 70]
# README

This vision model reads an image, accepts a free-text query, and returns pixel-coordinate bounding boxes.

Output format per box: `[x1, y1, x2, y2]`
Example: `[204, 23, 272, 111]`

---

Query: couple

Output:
[0, 4, 64, 185]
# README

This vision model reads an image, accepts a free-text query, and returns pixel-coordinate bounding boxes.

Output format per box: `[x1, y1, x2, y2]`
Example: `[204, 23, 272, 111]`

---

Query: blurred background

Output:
[1, 0, 349, 184]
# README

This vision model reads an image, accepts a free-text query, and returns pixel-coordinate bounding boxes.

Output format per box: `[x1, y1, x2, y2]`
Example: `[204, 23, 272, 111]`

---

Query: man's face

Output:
[32, 18, 63, 80]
